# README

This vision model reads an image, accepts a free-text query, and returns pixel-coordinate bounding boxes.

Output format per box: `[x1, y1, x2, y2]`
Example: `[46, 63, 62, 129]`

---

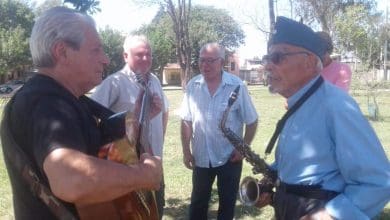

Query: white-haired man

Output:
[181, 42, 258, 220]
[0, 7, 162, 219]
[92, 34, 168, 219]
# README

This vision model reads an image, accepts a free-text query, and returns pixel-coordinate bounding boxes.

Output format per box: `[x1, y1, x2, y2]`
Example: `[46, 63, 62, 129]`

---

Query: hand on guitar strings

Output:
[138, 153, 163, 190]
[98, 143, 163, 190]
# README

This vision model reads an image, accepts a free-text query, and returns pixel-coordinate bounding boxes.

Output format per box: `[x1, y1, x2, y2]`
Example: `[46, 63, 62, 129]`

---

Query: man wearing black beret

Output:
[255, 16, 390, 219]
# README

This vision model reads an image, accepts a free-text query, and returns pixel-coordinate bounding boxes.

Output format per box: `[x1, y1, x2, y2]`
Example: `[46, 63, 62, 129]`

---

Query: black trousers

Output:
[188, 160, 243, 220]
[155, 175, 165, 220]
[273, 189, 329, 220]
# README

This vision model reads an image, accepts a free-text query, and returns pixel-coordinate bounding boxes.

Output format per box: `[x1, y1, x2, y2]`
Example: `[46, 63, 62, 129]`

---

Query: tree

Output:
[134, 0, 191, 88]
[334, 4, 384, 120]
[334, 4, 382, 67]
[137, 16, 176, 81]
[136, 5, 245, 84]
[269, 0, 275, 34]
[0, 0, 35, 77]
[64, 0, 101, 14]
[99, 27, 125, 78]
[33, 0, 62, 16]
[294, 0, 376, 33]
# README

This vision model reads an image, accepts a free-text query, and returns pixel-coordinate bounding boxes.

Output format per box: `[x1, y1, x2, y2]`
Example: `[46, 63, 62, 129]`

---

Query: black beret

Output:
[269, 16, 326, 59]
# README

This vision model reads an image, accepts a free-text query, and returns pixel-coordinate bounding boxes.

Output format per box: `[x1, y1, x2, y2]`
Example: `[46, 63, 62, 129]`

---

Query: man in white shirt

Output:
[92, 35, 168, 219]
[181, 42, 258, 220]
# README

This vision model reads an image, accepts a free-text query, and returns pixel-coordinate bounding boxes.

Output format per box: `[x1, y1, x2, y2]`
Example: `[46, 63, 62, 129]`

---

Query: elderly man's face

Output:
[124, 41, 152, 75]
[264, 44, 316, 98]
[66, 25, 110, 93]
[199, 47, 223, 81]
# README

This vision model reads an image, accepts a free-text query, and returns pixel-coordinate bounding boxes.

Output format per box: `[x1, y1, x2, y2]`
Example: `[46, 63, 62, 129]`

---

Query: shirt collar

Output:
[121, 65, 150, 84]
[287, 75, 321, 108]
[194, 71, 236, 87]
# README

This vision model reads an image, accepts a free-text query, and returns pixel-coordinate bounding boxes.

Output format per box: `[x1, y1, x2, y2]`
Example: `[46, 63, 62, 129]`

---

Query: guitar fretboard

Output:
[135, 73, 152, 155]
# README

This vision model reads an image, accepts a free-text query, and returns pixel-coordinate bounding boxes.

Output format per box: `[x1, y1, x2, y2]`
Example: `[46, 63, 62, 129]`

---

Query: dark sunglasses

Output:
[261, 51, 310, 65]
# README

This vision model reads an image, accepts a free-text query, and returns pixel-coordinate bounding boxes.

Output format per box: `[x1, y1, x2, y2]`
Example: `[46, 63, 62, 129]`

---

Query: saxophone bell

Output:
[239, 176, 260, 206]
[239, 176, 275, 206]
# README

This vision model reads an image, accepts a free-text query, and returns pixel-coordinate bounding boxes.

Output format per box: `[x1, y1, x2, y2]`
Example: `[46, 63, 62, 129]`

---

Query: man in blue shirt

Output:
[256, 16, 390, 220]
[181, 42, 258, 219]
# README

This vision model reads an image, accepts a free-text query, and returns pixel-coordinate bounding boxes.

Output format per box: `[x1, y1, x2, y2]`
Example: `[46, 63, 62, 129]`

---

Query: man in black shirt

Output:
[1, 7, 162, 219]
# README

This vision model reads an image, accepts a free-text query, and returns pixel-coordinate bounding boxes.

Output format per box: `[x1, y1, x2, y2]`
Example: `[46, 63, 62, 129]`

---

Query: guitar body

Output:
[76, 191, 158, 220]
[76, 110, 159, 220]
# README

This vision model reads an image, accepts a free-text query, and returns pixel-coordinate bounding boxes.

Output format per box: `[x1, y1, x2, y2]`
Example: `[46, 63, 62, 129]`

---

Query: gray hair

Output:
[30, 6, 96, 68]
[123, 35, 150, 53]
[200, 42, 225, 59]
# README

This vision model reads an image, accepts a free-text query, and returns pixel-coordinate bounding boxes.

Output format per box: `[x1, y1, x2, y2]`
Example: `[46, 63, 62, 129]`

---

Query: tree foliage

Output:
[64, 0, 101, 14]
[334, 4, 382, 67]
[0, 0, 35, 76]
[136, 5, 245, 80]
[294, 0, 376, 33]
[138, 17, 176, 80]
[292, 0, 386, 69]
[33, 0, 62, 16]
[99, 27, 125, 78]
[133, 0, 192, 88]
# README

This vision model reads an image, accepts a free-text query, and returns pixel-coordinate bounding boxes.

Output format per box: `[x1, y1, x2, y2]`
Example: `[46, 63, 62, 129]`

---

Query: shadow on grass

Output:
[163, 188, 267, 219]
[163, 188, 388, 219]
[163, 197, 190, 220]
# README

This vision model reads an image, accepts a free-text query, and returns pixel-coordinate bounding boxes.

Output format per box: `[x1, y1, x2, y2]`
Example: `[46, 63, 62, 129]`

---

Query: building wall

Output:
[162, 63, 182, 85]
[225, 53, 240, 75]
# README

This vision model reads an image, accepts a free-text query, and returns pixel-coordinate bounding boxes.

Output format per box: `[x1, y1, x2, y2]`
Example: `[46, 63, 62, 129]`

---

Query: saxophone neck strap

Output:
[265, 76, 324, 155]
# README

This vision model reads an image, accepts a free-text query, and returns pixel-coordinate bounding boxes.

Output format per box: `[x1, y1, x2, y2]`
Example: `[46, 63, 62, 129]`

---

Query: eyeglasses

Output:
[199, 57, 221, 64]
[261, 51, 310, 65]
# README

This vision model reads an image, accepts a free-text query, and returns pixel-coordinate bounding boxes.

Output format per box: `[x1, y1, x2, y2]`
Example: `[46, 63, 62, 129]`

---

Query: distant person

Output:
[0, 7, 162, 219]
[317, 31, 352, 92]
[255, 16, 390, 219]
[180, 42, 258, 220]
[91, 34, 168, 219]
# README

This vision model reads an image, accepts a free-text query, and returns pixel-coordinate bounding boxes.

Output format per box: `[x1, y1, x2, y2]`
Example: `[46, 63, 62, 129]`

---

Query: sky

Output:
[91, 0, 280, 61]
[37, 0, 389, 63]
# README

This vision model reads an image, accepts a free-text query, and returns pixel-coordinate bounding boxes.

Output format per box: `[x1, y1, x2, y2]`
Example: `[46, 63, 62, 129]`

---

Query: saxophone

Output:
[220, 85, 276, 206]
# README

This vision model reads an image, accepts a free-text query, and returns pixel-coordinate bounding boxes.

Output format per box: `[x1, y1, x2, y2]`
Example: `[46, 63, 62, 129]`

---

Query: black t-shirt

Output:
[2, 74, 103, 219]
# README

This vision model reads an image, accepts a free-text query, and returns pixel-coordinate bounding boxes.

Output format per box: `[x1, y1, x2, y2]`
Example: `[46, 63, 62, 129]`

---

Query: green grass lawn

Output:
[0, 85, 389, 219]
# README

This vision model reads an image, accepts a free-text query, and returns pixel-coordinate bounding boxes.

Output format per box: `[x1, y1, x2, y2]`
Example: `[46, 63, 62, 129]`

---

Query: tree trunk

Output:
[268, 0, 276, 48]
[165, 0, 192, 91]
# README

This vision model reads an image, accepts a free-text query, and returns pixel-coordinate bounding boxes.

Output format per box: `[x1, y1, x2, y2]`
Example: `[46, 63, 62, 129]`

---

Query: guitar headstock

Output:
[135, 72, 148, 88]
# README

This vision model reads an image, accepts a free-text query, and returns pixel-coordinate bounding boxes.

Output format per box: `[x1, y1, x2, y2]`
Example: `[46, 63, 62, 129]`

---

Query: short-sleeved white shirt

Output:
[180, 71, 258, 168]
[91, 65, 168, 157]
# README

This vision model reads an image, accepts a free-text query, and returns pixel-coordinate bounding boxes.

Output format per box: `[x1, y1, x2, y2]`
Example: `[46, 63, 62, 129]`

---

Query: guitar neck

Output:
[138, 85, 152, 155]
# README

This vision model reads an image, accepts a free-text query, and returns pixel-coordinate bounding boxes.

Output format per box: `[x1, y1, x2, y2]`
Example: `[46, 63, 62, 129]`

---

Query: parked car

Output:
[0, 85, 13, 94]
[0, 80, 25, 94]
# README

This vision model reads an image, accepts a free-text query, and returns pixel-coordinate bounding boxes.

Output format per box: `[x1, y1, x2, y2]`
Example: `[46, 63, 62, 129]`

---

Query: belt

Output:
[275, 179, 339, 201]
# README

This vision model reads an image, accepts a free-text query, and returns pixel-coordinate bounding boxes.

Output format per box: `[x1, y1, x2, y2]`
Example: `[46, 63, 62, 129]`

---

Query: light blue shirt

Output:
[181, 71, 258, 168]
[273, 76, 390, 219]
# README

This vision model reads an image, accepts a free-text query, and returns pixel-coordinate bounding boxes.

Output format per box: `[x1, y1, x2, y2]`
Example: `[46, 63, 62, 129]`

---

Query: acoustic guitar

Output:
[76, 75, 159, 220]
